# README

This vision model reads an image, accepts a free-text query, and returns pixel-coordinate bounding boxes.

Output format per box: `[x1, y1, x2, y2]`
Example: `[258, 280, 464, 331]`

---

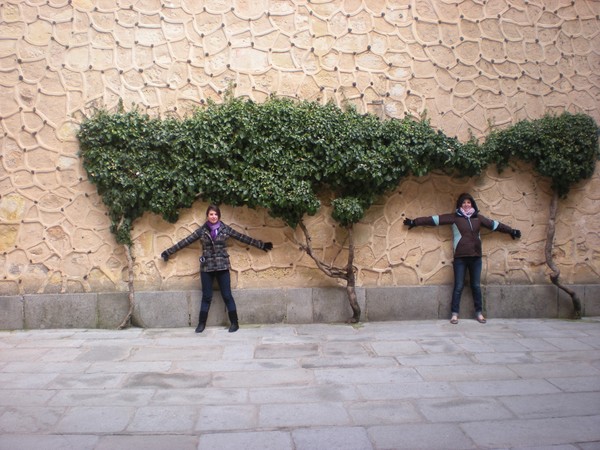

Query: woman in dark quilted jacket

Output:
[404, 193, 521, 325]
[161, 204, 272, 333]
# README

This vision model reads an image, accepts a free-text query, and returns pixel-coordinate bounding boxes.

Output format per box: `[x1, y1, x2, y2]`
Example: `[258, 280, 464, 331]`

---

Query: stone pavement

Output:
[0, 318, 599, 450]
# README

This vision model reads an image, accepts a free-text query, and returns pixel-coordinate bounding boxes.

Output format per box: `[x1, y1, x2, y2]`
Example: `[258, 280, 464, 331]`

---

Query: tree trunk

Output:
[297, 221, 361, 322]
[118, 244, 136, 329]
[545, 191, 582, 319]
[345, 226, 361, 323]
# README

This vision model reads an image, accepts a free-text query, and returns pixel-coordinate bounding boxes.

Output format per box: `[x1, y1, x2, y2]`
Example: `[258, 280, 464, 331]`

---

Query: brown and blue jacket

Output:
[413, 209, 515, 259]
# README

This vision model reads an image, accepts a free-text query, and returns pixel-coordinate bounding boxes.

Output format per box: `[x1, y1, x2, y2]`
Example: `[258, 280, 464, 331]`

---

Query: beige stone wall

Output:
[0, 0, 598, 295]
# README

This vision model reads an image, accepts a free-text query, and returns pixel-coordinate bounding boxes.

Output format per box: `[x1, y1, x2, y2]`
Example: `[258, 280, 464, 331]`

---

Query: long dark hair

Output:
[206, 204, 221, 219]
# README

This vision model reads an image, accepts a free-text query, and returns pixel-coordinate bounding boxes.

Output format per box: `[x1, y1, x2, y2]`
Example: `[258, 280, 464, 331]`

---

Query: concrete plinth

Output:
[0, 284, 597, 330]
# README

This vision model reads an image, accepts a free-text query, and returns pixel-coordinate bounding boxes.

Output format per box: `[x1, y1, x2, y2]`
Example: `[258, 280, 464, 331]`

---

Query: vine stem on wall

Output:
[545, 191, 582, 319]
[118, 244, 136, 329]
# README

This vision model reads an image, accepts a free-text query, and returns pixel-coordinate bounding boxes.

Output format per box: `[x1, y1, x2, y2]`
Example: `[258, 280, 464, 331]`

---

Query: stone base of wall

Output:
[0, 285, 598, 330]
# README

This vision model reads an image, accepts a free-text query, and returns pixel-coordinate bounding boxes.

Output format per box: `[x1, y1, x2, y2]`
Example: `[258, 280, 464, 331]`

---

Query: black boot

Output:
[228, 310, 239, 333]
[195, 311, 208, 333]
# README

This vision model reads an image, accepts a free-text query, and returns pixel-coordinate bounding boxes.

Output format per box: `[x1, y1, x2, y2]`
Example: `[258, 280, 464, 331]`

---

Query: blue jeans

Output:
[452, 257, 483, 315]
[200, 270, 237, 313]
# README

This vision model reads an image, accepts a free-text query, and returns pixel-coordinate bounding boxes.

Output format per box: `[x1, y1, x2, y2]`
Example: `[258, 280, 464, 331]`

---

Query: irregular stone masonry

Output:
[0, 0, 598, 295]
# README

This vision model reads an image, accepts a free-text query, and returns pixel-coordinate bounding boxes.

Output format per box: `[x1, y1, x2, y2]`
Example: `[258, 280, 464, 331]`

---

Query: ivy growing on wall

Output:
[78, 97, 599, 325]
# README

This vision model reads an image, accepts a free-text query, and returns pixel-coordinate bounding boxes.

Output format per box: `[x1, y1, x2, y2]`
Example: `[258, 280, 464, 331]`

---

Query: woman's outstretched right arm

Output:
[160, 228, 203, 261]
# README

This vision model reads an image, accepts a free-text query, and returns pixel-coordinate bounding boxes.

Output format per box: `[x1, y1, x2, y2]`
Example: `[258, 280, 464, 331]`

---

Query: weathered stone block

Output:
[0, 296, 24, 330]
[235, 288, 287, 324]
[97, 292, 130, 329]
[583, 285, 600, 317]
[312, 287, 365, 323]
[133, 291, 189, 328]
[365, 287, 442, 321]
[285, 288, 313, 324]
[485, 285, 558, 318]
[24, 294, 97, 329]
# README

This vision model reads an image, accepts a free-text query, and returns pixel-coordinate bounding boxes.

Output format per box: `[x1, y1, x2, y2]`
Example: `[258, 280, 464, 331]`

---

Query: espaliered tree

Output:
[78, 98, 598, 327]
[483, 112, 600, 318]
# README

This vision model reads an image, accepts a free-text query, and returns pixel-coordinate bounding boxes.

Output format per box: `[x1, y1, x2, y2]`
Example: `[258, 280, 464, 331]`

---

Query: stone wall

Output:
[0, 0, 599, 298]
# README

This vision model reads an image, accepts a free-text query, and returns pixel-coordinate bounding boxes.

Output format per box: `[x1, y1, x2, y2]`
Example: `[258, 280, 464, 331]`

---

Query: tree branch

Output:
[297, 220, 349, 281]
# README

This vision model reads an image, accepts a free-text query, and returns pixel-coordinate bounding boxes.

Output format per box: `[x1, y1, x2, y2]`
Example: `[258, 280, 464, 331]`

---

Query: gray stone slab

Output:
[348, 399, 422, 425]
[96, 292, 129, 328]
[213, 368, 313, 388]
[507, 361, 600, 378]
[300, 355, 398, 369]
[284, 288, 313, 323]
[0, 406, 65, 433]
[255, 342, 319, 359]
[292, 426, 374, 450]
[370, 340, 425, 355]
[368, 423, 476, 449]
[485, 285, 558, 318]
[24, 294, 97, 329]
[133, 291, 189, 327]
[356, 381, 459, 400]
[1, 319, 600, 449]
[396, 353, 474, 366]
[235, 288, 287, 323]
[453, 379, 561, 397]
[152, 387, 247, 405]
[499, 392, 600, 419]
[312, 287, 364, 323]
[365, 286, 440, 321]
[48, 389, 154, 407]
[314, 366, 422, 384]
[177, 357, 298, 372]
[95, 435, 198, 450]
[417, 364, 519, 382]
[249, 385, 359, 404]
[123, 372, 211, 389]
[46, 372, 126, 389]
[547, 376, 600, 393]
[0, 435, 99, 450]
[54, 406, 134, 433]
[461, 415, 600, 448]
[127, 405, 198, 432]
[198, 430, 293, 450]
[195, 404, 257, 431]
[0, 372, 58, 389]
[417, 397, 514, 422]
[584, 284, 600, 316]
[0, 389, 55, 406]
[259, 402, 350, 428]
[0, 296, 23, 330]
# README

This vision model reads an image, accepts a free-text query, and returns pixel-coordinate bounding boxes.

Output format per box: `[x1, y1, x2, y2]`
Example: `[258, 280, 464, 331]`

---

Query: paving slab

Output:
[0, 318, 599, 450]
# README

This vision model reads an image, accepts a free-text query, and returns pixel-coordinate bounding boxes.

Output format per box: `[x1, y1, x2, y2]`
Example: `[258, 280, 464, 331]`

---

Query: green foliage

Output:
[78, 98, 599, 245]
[483, 112, 599, 196]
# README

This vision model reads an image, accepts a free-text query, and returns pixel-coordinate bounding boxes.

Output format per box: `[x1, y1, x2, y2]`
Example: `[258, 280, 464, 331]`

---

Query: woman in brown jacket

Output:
[404, 193, 521, 324]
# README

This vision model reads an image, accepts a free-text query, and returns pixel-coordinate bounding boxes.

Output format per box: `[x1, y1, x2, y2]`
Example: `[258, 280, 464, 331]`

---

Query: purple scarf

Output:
[207, 221, 221, 240]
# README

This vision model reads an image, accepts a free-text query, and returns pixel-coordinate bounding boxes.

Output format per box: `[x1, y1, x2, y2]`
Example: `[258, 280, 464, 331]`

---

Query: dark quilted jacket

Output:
[162, 222, 266, 272]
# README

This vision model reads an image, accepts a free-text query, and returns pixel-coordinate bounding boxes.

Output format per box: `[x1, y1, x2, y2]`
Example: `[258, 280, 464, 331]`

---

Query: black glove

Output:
[511, 229, 521, 240]
[403, 218, 416, 229]
[263, 242, 273, 252]
[161, 251, 169, 262]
